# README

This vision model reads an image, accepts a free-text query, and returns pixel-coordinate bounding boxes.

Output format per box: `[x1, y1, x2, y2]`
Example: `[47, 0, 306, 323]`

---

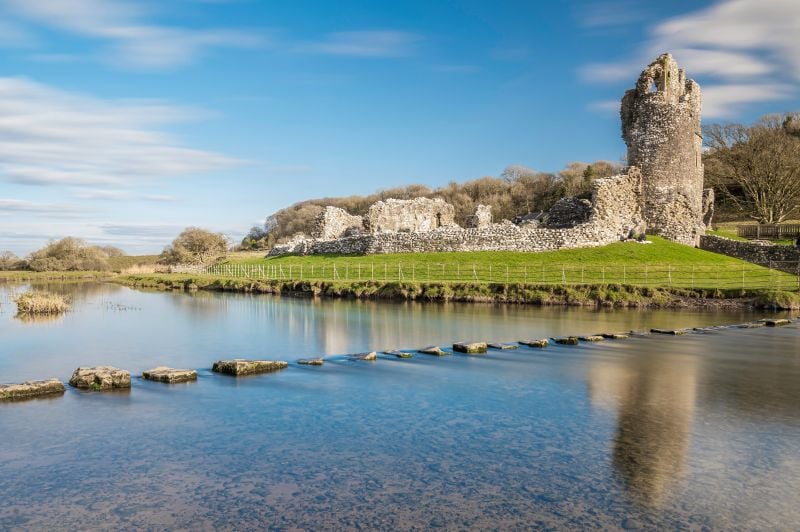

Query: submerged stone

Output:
[298, 358, 325, 366]
[553, 337, 579, 345]
[0, 379, 65, 401]
[212, 359, 288, 376]
[418, 346, 447, 356]
[352, 351, 377, 361]
[579, 335, 605, 342]
[650, 328, 688, 335]
[736, 322, 765, 329]
[761, 318, 790, 327]
[142, 367, 197, 383]
[601, 333, 629, 339]
[488, 343, 518, 350]
[69, 366, 131, 390]
[385, 350, 414, 359]
[519, 339, 549, 348]
[453, 342, 488, 354]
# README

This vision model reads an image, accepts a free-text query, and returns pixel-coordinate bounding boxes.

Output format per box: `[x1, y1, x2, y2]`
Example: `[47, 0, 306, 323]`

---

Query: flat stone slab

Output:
[0, 379, 65, 401]
[519, 339, 549, 348]
[760, 318, 791, 326]
[351, 351, 377, 361]
[418, 346, 447, 356]
[298, 358, 325, 366]
[488, 343, 518, 350]
[579, 335, 605, 342]
[142, 367, 197, 383]
[212, 359, 288, 376]
[553, 337, 579, 345]
[601, 333, 629, 339]
[650, 328, 688, 335]
[385, 350, 414, 358]
[453, 342, 488, 354]
[69, 366, 131, 390]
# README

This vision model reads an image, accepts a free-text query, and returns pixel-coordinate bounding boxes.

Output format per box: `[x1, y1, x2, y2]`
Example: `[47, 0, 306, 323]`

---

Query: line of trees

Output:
[0, 238, 125, 272]
[240, 160, 622, 250]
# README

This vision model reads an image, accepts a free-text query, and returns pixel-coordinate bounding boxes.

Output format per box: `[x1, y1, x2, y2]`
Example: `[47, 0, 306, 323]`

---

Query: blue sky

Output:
[1, 0, 798, 254]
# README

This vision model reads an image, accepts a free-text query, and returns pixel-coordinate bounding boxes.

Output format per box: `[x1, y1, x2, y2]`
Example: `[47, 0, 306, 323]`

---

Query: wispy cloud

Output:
[0, 198, 88, 216]
[2, 0, 264, 68]
[99, 223, 184, 237]
[580, 0, 800, 118]
[0, 76, 238, 188]
[577, 1, 648, 28]
[300, 30, 422, 58]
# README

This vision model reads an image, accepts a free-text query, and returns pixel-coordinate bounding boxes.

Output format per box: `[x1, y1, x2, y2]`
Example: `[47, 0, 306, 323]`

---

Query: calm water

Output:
[1, 283, 799, 531]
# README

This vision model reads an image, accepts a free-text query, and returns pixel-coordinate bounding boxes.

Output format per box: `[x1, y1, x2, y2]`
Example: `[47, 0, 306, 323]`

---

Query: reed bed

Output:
[14, 291, 71, 315]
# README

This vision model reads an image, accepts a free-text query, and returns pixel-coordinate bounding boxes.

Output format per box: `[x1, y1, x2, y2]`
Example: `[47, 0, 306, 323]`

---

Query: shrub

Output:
[160, 227, 228, 265]
[14, 291, 71, 315]
[26, 237, 114, 271]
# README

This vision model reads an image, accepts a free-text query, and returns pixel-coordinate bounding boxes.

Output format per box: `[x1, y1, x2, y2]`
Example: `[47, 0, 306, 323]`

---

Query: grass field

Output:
[210, 237, 798, 291]
[712, 220, 797, 245]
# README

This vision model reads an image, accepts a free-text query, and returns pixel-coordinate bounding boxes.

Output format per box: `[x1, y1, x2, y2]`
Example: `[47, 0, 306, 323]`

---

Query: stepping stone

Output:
[351, 351, 377, 361]
[453, 342, 488, 354]
[142, 367, 197, 383]
[650, 328, 688, 335]
[212, 359, 288, 376]
[600, 333, 629, 339]
[488, 343, 518, 350]
[629, 330, 651, 337]
[418, 346, 447, 356]
[0, 379, 64, 401]
[298, 358, 325, 366]
[69, 366, 131, 390]
[384, 350, 414, 359]
[736, 322, 765, 329]
[579, 335, 604, 342]
[553, 337, 579, 345]
[519, 339, 549, 348]
[760, 318, 790, 327]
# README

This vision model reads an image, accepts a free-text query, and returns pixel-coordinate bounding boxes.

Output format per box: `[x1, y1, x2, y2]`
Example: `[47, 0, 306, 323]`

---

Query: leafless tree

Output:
[704, 114, 800, 224]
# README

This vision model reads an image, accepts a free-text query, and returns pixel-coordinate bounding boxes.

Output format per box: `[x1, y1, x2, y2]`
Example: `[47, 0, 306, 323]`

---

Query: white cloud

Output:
[300, 30, 422, 58]
[578, 1, 648, 28]
[0, 198, 88, 216]
[587, 100, 620, 113]
[3, 0, 263, 68]
[580, 0, 800, 117]
[0, 77, 238, 188]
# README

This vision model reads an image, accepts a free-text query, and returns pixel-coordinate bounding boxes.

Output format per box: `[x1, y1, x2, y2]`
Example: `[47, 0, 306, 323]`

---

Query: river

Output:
[1, 282, 798, 530]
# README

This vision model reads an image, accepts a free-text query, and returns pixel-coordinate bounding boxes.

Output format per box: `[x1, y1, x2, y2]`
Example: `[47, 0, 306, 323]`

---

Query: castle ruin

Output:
[270, 53, 710, 257]
[622, 53, 706, 246]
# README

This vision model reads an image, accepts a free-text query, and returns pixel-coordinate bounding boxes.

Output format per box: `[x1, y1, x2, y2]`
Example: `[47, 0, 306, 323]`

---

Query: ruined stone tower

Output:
[621, 53, 705, 246]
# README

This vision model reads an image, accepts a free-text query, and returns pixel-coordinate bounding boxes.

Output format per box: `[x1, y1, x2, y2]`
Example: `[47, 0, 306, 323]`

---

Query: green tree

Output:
[160, 227, 229, 265]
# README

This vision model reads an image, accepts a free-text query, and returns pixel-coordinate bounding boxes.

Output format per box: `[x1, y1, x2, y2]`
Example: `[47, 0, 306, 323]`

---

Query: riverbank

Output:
[116, 273, 800, 310]
[0, 271, 113, 282]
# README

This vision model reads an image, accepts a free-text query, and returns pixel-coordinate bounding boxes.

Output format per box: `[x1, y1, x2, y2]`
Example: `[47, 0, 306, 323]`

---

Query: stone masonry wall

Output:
[699, 235, 800, 274]
[312, 206, 364, 240]
[364, 198, 455, 234]
[270, 171, 643, 256]
[622, 53, 705, 246]
[465, 204, 492, 228]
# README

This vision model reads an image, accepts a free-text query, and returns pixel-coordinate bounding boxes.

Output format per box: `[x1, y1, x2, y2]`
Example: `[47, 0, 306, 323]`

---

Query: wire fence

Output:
[171, 260, 800, 291]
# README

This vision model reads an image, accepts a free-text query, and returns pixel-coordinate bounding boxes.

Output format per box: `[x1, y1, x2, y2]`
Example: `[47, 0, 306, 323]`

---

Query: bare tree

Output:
[704, 114, 800, 224]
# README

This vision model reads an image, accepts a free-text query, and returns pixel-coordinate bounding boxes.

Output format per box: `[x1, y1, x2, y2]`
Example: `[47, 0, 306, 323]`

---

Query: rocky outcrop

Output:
[69, 367, 131, 390]
[212, 359, 288, 376]
[0, 379, 65, 401]
[418, 346, 447, 356]
[350, 351, 377, 361]
[298, 358, 325, 366]
[142, 367, 197, 383]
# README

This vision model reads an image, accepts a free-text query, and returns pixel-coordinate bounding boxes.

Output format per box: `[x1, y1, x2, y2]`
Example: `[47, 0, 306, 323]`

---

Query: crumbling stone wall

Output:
[544, 198, 592, 228]
[269, 171, 644, 256]
[466, 205, 492, 228]
[311, 206, 364, 240]
[622, 53, 705, 246]
[364, 198, 455, 234]
[700, 235, 800, 274]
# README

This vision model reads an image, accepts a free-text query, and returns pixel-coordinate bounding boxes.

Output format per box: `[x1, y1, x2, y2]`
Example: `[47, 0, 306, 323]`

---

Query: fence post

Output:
[506, 265, 509, 283]
[742, 265, 745, 290]
[623, 265, 626, 285]
[473, 264, 478, 281]
[524, 265, 527, 284]
[691, 265, 694, 290]
[645, 264, 648, 286]
[602, 265, 605, 284]
[562, 264, 566, 285]
[489, 264, 492, 282]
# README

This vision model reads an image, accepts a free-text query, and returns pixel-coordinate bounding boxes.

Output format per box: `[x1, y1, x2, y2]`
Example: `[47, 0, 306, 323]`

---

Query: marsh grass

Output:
[14, 291, 71, 315]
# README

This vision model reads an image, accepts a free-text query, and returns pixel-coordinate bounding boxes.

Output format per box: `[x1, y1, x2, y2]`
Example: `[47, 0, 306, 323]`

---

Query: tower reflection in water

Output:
[589, 350, 698, 507]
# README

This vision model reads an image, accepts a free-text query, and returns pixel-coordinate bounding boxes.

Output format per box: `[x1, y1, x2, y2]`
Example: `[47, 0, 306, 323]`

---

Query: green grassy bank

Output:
[116, 274, 800, 310]
[0, 271, 113, 282]
[218, 237, 797, 291]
